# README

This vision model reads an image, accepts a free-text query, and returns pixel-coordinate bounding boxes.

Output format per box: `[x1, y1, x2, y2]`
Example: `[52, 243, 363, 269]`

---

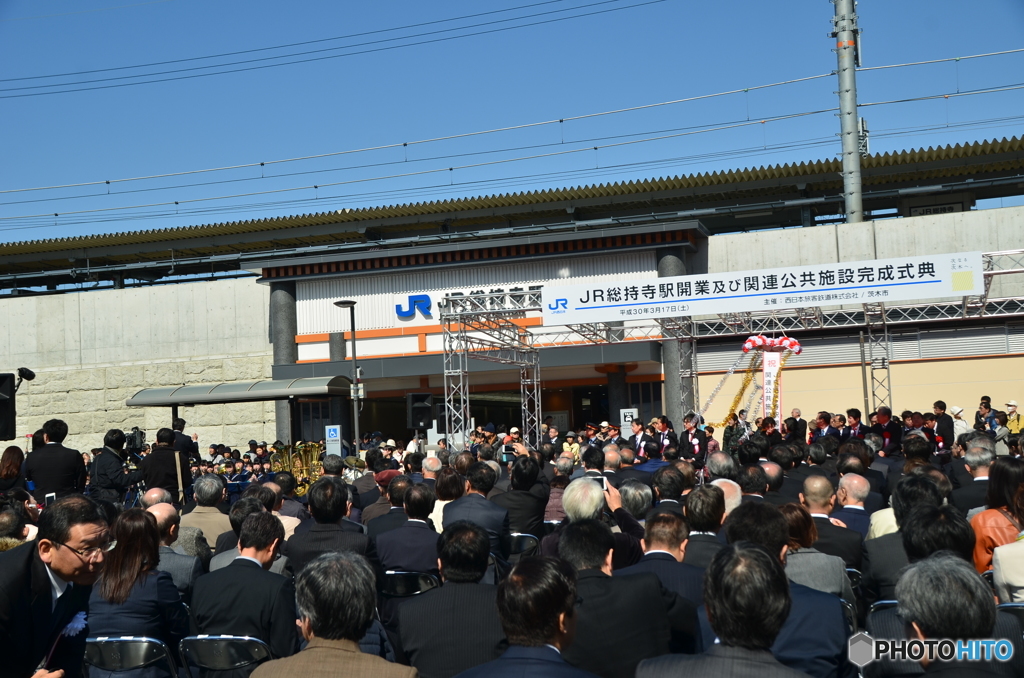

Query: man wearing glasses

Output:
[0, 494, 112, 678]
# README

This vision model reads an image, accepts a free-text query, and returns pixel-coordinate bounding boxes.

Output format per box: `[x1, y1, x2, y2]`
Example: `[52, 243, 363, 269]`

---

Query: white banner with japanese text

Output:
[763, 351, 782, 419]
[541, 252, 984, 324]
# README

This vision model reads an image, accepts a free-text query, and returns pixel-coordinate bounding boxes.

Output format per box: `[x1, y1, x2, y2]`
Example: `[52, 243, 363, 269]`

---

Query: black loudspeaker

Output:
[0, 374, 15, 440]
[407, 393, 433, 429]
[434, 401, 447, 435]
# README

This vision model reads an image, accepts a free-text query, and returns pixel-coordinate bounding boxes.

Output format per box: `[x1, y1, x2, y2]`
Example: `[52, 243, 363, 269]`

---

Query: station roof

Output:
[1, 135, 1023, 287]
[125, 376, 352, 407]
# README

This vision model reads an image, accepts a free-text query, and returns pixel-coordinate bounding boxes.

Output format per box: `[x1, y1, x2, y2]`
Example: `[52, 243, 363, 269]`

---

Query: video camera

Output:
[126, 427, 146, 461]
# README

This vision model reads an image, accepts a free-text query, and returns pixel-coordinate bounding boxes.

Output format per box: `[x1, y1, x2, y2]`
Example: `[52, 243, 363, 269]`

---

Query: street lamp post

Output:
[334, 300, 360, 454]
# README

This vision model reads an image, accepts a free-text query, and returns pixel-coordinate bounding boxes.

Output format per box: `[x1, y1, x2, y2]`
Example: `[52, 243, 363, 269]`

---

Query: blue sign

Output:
[325, 425, 341, 440]
[396, 294, 432, 319]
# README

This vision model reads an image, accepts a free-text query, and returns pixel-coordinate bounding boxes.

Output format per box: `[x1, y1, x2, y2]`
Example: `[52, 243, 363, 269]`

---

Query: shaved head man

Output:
[801, 474, 863, 569]
[146, 501, 202, 603]
[141, 487, 174, 508]
[832, 473, 871, 537]
[800, 475, 836, 513]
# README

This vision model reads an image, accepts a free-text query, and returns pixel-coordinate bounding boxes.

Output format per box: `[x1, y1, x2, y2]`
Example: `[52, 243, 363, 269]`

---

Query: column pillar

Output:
[657, 247, 689, 427]
[606, 365, 628, 426]
[270, 281, 298, 444]
[328, 332, 352, 450]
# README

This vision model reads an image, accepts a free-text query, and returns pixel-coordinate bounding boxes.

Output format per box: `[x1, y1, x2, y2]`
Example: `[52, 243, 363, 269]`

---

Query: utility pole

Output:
[832, 0, 863, 222]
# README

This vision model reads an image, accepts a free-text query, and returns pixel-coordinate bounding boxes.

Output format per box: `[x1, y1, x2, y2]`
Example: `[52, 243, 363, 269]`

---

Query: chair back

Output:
[998, 603, 1024, 632]
[380, 571, 441, 598]
[845, 568, 862, 590]
[983, 570, 996, 593]
[868, 599, 898, 615]
[509, 533, 539, 556]
[179, 635, 271, 672]
[840, 598, 858, 634]
[85, 637, 178, 674]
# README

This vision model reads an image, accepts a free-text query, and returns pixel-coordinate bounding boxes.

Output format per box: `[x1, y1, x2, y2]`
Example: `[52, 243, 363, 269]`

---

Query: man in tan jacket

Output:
[252, 551, 417, 678]
[181, 474, 232, 544]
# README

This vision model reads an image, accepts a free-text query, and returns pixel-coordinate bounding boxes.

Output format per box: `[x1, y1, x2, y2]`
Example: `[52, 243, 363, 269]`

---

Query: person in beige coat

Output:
[994, 539, 1024, 603]
[252, 551, 417, 678]
[180, 474, 233, 543]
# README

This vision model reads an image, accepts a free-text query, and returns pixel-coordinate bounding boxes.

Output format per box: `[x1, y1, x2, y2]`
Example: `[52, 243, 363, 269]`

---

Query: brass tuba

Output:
[269, 441, 325, 496]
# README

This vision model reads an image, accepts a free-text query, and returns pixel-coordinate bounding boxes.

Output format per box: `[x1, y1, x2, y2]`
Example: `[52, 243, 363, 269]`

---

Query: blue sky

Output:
[1, 0, 1022, 243]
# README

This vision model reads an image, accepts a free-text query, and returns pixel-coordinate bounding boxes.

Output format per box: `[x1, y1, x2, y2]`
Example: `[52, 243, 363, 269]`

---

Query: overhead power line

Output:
[2, 76, 1021, 227]
[0, 111, 1020, 234]
[0, 0, 574, 79]
[3, 45, 1021, 197]
[0, 0, 668, 99]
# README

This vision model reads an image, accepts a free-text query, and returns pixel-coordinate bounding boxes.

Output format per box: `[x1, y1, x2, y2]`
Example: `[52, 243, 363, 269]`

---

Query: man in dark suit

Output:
[89, 429, 144, 504]
[799, 475, 863, 570]
[682, 484, 725, 569]
[362, 470, 400, 525]
[24, 418, 86, 499]
[139, 428, 192, 505]
[862, 475, 942, 603]
[148, 502, 202, 604]
[452, 556, 595, 678]
[627, 419, 654, 459]
[0, 495, 109, 678]
[615, 511, 704, 605]
[810, 411, 842, 443]
[193, 512, 300, 668]
[840, 408, 868, 441]
[490, 455, 547, 538]
[950, 445, 993, 515]
[443, 462, 511, 559]
[680, 414, 708, 467]
[893, 554, 1003, 678]
[352, 448, 385, 510]
[647, 466, 686, 518]
[932, 400, 956, 450]
[638, 543, 807, 678]
[210, 498, 291, 576]
[274, 471, 311, 521]
[654, 417, 678, 455]
[786, 408, 806, 443]
[376, 484, 439, 575]
[286, 475, 379, 576]
[397, 522, 508, 678]
[718, 502, 850, 677]
[870, 406, 903, 456]
[616, 447, 653, 487]
[831, 473, 871, 538]
[366, 475, 412, 540]
[737, 464, 768, 504]
[601, 448, 625, 489]
[559, 520, 700, 678]
[172, 417, 200, 462]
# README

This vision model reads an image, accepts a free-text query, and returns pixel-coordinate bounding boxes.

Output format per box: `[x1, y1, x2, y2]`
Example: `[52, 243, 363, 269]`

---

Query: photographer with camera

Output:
[90, 429, 144, 505]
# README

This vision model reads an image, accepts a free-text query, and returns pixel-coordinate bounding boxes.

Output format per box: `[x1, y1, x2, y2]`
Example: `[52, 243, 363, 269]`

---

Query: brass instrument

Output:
[269, 441, 325, 496]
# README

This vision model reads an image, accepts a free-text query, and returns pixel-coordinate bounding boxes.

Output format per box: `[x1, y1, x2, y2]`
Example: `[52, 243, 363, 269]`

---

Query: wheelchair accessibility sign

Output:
[325, 426, 341, 441]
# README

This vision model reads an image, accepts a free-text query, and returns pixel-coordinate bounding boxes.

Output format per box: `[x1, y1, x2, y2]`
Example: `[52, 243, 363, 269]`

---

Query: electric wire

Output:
[4, 45, 1022, 196]
[0, 0, 576, 80]
[2, 101, 1021, 232]
[0, 0, 668, 99]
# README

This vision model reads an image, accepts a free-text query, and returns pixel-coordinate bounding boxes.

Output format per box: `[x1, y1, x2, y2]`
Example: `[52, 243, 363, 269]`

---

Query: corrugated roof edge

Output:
[2, 135, 1021, 255]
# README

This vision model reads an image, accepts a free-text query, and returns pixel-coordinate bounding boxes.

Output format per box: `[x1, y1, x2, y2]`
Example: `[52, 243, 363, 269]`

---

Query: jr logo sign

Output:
[396, 294, 432, 319]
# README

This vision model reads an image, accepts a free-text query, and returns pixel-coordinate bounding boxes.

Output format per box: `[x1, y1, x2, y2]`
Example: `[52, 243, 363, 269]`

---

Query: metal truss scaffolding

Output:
[439, 250, 1024, 449]
[441, 290, 544, 449]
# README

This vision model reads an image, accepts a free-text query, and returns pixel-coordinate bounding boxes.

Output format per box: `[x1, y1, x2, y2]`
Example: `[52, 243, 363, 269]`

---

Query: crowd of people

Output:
[0, 394, 1023, 678]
